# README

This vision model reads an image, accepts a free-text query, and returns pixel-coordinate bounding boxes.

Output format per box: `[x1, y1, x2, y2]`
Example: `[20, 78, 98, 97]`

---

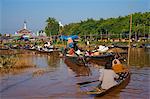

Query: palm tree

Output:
[45, 17, 59, 36]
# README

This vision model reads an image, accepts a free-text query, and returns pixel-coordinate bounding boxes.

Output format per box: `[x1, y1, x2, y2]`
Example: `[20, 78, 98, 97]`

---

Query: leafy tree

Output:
[58, 12, 150, 39]
[45, 17, 59, 36]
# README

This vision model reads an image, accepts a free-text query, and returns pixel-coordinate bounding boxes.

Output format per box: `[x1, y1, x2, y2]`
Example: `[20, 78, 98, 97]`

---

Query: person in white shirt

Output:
[99, 63, 119, 90]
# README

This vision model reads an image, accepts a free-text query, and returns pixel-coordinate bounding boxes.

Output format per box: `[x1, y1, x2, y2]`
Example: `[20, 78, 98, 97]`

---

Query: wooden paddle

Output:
[77, 80, 99, 85]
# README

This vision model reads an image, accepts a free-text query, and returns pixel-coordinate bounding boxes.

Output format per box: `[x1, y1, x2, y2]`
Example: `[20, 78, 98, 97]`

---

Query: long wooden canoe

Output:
[36, 49, 61, 56]
[85, 53, 115, 66]
[86, 70, 130, 96]
[65, 53, 115, 66]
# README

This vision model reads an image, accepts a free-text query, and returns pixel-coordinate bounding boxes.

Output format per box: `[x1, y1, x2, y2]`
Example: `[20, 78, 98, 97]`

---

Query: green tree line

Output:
[45, 12, 150, 38]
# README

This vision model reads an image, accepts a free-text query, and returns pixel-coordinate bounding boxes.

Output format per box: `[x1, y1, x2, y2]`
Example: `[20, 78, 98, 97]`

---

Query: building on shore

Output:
[16, 21, 32, 38]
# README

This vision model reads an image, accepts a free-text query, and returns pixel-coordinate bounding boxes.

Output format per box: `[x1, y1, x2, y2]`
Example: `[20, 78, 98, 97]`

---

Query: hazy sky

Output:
[0, 0, 149, 34]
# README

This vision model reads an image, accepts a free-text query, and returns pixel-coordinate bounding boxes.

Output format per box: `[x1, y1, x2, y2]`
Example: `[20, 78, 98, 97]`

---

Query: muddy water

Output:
[0, 48, 150, 99]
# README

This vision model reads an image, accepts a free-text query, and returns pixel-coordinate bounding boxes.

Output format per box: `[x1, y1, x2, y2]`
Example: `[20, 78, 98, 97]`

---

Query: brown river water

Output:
[0, 48, 150, 99]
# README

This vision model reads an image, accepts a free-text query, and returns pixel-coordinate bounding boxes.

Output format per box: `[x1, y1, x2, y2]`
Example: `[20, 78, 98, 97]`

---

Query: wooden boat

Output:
[86, 70, 130, 96]
[36, 48, 61, 55]
[65, 55, 87, 66]
[85, 53, 114, 58]
[38, 49, 60, 53]
[64, 52, 115, 66]
[0, 47, 9, 50]
[64, 55, 91, 76]
[85, 53, 115, 66]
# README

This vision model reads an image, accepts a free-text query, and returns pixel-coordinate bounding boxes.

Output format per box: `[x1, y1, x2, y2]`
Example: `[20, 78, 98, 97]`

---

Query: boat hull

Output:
[85, 54, 115, 66]
[87, 71, 130, 96]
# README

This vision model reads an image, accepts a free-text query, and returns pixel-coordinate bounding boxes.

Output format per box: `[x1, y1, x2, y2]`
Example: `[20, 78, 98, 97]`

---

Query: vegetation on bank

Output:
[0, 12, 149, 49]
[45, 17, 59, 36]
[45, 12, 149, 39]
[0, 51, 36, 75]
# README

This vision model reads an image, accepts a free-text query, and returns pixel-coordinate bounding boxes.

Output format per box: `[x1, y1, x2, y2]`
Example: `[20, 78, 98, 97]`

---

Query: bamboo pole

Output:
[144, 24, 145, 37]
[127, 14, 132, 66]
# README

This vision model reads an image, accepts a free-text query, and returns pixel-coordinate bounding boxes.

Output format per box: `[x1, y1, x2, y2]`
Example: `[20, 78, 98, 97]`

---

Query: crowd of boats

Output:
[0, 37, 133, 70]
[64, 46, 130, 96]
[0, 36, 149, 97]
[61, 37, 132, 96]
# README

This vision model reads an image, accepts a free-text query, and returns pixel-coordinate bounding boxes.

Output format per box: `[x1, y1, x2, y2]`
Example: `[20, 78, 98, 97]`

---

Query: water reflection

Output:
[65, 57, 92, 77]
[129, 48, 150, 67]
[0, 48, 149, 99]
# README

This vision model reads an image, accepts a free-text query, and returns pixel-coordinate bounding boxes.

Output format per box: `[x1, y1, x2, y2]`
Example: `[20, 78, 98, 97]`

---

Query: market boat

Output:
[85, 53, 115, 66]
[38, 49, 60, 53]
[86, 70, 130, 96]
[64, 52, 115, 66]
[36, 47, 61, 55]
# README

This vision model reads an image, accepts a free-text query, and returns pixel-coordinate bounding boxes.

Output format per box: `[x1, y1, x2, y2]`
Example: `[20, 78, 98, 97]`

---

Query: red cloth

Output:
[69, 48, 75, 55]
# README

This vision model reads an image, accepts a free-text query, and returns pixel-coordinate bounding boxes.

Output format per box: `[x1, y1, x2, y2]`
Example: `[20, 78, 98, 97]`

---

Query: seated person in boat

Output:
[98, 63, 119, 90]
[73, 42, 82, 55]
[67, 38, 74, 48]
[73, 41, 78, 51]
[112, 58, 128, 73]
[112, 58, 129, 81]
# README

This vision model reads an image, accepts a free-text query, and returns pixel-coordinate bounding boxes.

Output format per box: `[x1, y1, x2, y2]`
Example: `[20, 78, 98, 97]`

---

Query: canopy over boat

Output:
[60, 35, 79, 40]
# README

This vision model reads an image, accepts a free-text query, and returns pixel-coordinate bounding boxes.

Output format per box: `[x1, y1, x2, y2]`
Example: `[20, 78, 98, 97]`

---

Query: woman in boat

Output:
[67, 38, 74, 48]
[112, 57, 129, 82]
[112, 58, 128, 73]
[98, 63, 119, 90]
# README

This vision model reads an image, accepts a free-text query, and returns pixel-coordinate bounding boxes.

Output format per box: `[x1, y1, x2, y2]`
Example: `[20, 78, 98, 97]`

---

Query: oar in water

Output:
[77, 80, 99, 85]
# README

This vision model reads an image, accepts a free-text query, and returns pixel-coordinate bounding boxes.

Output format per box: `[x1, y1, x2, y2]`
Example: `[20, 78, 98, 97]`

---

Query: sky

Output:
[0, 0, 149, 34]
